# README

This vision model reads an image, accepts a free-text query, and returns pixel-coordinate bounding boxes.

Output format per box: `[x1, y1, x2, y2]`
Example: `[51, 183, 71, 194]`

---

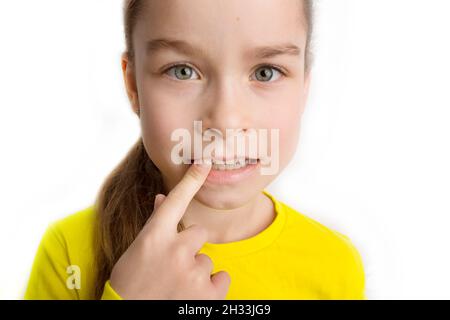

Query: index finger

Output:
[151, 161, 211, 232]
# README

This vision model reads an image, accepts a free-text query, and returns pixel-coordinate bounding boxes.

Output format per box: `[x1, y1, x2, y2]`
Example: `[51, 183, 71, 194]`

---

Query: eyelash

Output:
[253, 64, 288, 81]
[161, 62, 287, 82]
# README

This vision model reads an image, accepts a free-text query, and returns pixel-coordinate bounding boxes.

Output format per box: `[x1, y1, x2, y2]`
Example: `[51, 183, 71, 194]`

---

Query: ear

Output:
[121, 52, 140, 116]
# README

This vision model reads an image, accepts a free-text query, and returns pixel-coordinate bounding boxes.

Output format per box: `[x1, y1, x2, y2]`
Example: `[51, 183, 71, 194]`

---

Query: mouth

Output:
[190, 158, 259, 171]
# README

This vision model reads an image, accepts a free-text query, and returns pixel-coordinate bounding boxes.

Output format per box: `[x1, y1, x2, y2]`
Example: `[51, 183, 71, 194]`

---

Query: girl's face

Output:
[125, 0, 310, 209]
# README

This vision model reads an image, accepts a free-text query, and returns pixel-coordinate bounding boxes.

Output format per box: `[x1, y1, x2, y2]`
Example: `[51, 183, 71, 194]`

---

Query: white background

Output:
[1, 0, 449, 299]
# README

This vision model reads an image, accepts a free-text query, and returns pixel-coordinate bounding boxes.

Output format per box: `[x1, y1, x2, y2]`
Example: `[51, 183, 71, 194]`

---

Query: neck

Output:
[182, 191, 275, 244]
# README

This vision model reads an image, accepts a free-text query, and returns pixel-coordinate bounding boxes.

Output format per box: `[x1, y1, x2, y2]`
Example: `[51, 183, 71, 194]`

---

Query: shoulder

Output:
[275, 198, 366, 299]
[36, 205, 97, 271]
[50, 205, 96, 237]
[278, 199, 357, 253]
[25, 206, 97, 299]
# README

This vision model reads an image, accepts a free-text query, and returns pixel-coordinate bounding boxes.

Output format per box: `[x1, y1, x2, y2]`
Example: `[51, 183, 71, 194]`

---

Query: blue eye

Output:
[252, 65, 285, 82]
[165, 64, 200, 80]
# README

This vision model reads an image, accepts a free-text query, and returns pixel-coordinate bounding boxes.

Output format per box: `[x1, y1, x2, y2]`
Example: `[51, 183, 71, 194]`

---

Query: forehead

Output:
[133, 0, 307, 55]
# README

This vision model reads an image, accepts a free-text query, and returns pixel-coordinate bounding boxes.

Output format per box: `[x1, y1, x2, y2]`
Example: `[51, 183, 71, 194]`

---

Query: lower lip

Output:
[204, 160, 260, 185]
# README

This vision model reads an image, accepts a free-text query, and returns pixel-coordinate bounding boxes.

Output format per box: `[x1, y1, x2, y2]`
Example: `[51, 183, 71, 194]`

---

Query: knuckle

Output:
[167, 187, 182, 201]
[173, 242, 190, 263]
[145, 212, 158, 226]
[141, 223, 159, 242]
[138, 232, 156, 252]
[190, 224, 208, 240]
[196, 253, 213, 268]
[189, 268, 205, 286]
[222, 272, 232, 287]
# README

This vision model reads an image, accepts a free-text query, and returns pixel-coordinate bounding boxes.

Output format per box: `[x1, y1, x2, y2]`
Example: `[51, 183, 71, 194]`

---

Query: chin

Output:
[194, 183, 261, 210]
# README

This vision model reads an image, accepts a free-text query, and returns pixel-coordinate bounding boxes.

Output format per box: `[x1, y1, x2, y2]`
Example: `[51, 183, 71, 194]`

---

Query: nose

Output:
[201, 75, 253, 136]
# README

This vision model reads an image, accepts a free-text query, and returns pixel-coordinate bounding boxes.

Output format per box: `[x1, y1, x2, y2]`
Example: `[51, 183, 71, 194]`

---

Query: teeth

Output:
[190, 158, 258, 170]
[212, 159, 245, 170]
[210, 158, 257, 170]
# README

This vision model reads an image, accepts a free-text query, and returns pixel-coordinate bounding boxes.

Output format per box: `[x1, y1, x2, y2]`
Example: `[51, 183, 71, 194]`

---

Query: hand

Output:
[109, 162, 231, 299]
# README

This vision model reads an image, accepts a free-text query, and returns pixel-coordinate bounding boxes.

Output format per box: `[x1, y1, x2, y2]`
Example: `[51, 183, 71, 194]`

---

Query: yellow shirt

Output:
[24, 190, 366, 300]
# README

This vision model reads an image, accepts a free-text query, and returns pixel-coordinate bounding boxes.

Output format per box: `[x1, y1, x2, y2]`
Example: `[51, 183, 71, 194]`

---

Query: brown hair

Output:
[93, 0, 314, 299]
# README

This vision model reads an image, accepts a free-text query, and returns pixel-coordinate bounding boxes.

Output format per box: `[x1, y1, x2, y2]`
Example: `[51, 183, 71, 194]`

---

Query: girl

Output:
[24, 0, 366, 300]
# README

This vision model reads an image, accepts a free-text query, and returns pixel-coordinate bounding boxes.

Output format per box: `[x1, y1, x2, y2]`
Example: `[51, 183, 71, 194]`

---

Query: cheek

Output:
[140, 87, 197, 153]
[264, 91, 304, 168]
[138, 86, 201, 190]
[138, 68, 201, 120]
[280, 115, 301, 165]
[140, 107, 189, 192]
[266, 112, 301, 171]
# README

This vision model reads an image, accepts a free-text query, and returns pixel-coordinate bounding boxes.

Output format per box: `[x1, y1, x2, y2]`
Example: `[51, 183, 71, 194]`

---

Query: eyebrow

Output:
[146, 38, 208, 58]
[250, 44, 301, 59]
[145, 38, 301, 59]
